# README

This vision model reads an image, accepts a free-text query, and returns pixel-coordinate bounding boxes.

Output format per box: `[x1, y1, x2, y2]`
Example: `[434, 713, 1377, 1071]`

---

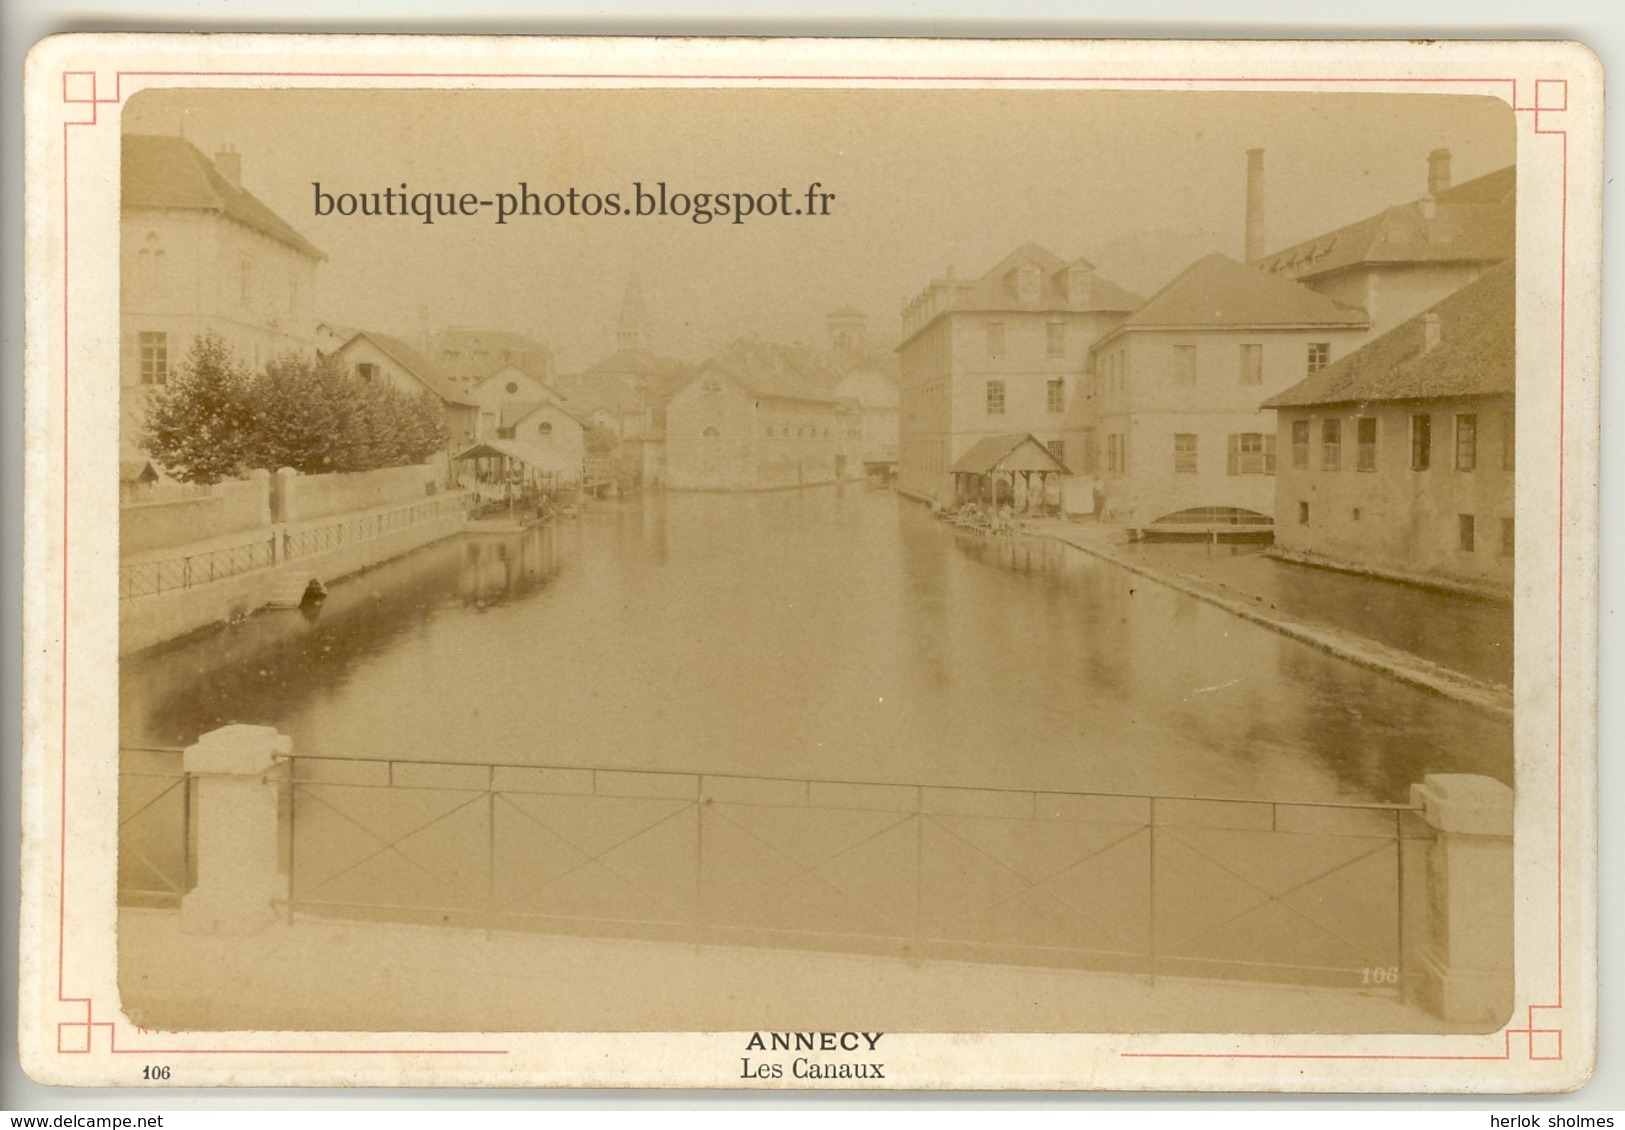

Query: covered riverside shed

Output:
[453, 438, 570, 511]
[950, 433, 1071, 511]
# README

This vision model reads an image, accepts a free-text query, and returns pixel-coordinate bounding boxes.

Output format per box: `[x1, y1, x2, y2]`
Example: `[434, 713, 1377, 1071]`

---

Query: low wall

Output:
[120, 472, 271, 557]
[277, 461, 444, 525]
[120, 494, 466, 656]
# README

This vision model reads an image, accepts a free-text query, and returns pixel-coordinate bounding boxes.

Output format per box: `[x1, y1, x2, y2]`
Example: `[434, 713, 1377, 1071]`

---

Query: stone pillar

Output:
[271, 466, 297, 525]
[1408, 773, 1514, 1025]
[248, 467, 273, 527]
[180, 725, 292, 936]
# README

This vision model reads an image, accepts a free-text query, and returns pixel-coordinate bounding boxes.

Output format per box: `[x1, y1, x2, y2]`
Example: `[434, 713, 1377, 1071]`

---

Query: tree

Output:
[147, 335, 452, 480]
[244, 350, 450, 473]
[584, 423, 619, 457]
[142, 333, 255, 484]
[246, 351, 345, 474]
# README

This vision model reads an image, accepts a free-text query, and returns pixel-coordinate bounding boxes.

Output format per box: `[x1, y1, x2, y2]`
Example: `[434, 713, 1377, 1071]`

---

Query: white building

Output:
[121, 135, 326, 459]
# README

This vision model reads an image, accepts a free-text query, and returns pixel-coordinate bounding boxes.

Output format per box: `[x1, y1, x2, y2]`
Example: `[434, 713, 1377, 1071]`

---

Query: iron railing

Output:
[119, 493, 469, 600]
[117, 746, 193, 907]
[118, 537, 278, 599]
[118, 747, 1428, 988]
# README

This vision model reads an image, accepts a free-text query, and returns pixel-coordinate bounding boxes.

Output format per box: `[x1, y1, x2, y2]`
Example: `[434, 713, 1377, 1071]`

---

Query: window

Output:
[1501, 517, 1515, 557]
[1174, 433, 1198, 474]
[1455, 413, 1478, 470]
[356, 362, 379, 383]
[1046, 322, 1065, 359]
[1356, 417, 1377, 471]
[1307, 343, 1331, 373]
[138, 331, 168, 385]
[701, 377, 723, 394]
[239, 259, 253, 303]
[1083, 432, 1098, 474]
[1459, 514, 1476, 552]
[1047, 379, 1065, 414]
[537, 421, 553, 436]
[506, 381, 519, 394]
[701, 426, 721, 438]
[1410, 414, 1432, 471]
[1298, 501, 1309, 525]
[986, 380, 1005, 415]
[1174, 344, 1197, 386]
[1106, 433, 1121, 473]
[986, 322, 1005, 359]
[1228, 432, 1274, 474]
[1016, 265, 1040, 304]
[1047, 439, 1067, 466]
[288, 280, 299, 318]
[1240, 343, 1263, 385]
[1321, 418, 1342, 470]
[1291, 420, 1310, 469]
[1501, 411, 1515, 471]
[137, 232, 166, 293]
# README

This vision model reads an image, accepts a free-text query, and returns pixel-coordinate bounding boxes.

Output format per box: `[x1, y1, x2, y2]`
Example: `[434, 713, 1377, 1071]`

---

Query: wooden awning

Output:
[451, 438, 557, 469]
[950, 433, 1071, 476]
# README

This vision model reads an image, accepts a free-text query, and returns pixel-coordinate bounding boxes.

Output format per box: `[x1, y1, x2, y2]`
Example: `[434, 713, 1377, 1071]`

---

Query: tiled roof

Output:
[948, 243, 1143, 315]
[1254, 166, 1514, 280]
[1115, 253, 1369, 332]
[692, 342, 833, 404]
[430, 329, 555, 384]
[344, 331, 477, 407]
[1262, 261, 1513, 409]
[122, 135, 325, 261]
[950, 433, 1070, 475]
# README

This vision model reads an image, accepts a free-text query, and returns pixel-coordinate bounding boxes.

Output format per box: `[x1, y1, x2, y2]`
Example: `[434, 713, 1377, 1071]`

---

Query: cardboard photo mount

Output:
[18, 34, 1602, 1091]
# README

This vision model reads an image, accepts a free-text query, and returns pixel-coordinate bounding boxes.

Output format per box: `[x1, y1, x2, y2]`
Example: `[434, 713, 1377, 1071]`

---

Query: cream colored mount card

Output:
[19, 34, 1600, 1091]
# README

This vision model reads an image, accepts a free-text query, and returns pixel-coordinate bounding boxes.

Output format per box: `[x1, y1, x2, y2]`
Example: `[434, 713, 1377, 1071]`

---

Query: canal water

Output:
[121, 488, 1512, 804]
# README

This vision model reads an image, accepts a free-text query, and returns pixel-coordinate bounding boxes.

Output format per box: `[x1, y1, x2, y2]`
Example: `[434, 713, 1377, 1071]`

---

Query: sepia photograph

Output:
[18, 35, 1599, 1091]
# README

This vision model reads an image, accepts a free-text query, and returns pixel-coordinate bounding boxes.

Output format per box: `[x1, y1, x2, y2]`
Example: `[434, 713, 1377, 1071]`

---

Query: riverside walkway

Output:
[1023, 520, 1513, 720]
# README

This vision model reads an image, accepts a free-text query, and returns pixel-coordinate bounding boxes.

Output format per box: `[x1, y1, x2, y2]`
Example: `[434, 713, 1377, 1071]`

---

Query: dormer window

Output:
[1016, 264, 1040, 304]
[1066, 264, 1092, 303]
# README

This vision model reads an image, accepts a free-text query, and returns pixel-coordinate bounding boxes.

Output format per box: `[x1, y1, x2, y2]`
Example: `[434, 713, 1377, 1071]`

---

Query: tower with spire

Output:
[616, 275, 648, 354]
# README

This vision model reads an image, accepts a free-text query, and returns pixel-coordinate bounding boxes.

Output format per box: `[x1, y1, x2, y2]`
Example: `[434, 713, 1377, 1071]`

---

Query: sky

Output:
[124, 88, 1514, 372]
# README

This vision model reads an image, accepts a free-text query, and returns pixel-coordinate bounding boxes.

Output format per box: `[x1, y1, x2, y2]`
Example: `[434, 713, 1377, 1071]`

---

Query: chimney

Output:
[1422, 311, 1442, 353]
[1244, 148, 1266, 263]
[1428, 148, 1452, 197]
[213, 144, 242, 188]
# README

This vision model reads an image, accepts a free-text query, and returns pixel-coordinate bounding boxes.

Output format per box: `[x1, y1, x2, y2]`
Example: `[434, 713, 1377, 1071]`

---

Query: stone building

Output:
[332, 330, 481, 457]
[1071, 253, 1370, 533]
[820, 308, 900, 479]
[120, 135, 325, 459]
[427, 327, 556, 393]
[494, 400, 588, 488]
[1263, 261, 1513, 593]
[468, 363, 570, 440]
[896, 244, 1141, 504]
[1251, 149, 1514, 340]
[665, 343, 837, 491]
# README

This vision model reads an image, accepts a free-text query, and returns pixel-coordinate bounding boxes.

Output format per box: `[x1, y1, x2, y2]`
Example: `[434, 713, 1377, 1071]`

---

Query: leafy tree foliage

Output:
[142, 333, 256, 484]
[144, 334, 449, 481]
[584, 423, 620, 457]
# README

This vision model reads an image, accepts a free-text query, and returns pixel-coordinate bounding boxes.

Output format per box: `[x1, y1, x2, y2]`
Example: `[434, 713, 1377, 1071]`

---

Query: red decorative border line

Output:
[53, 64, 1572, 1071]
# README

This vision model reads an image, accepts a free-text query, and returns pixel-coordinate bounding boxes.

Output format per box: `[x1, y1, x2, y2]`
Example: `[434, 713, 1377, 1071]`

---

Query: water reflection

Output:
[121, 490, 1512, 803]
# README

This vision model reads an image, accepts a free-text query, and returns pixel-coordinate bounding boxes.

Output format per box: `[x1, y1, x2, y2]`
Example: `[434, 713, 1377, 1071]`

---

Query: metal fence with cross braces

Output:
[118, 747, 1430, 991]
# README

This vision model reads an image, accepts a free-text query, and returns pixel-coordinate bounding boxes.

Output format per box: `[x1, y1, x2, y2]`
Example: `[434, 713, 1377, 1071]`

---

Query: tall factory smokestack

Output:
[1428, 148, 1453, 197]
[1244, 148, 1266, 263]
